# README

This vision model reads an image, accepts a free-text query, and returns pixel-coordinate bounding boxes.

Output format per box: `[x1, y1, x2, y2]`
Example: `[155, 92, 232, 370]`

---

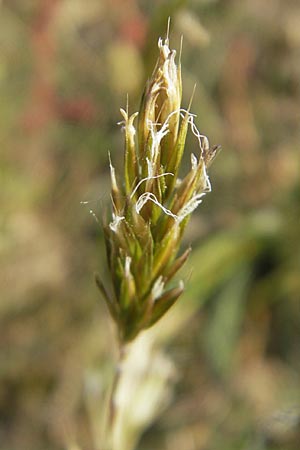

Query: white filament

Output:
[109, 213, 125, 232]
[130, 172, 174, 199]
[148, 119, 169, 163]
[201, 160, 212, 192]
[151, 276, 165, 301]
[177, 194, 206, 222]
[191, 153, 198, 170]
[135, 192, 178, 220]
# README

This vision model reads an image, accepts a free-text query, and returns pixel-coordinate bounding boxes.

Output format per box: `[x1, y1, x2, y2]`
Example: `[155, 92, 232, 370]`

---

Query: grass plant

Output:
[96, 24, 218, 450]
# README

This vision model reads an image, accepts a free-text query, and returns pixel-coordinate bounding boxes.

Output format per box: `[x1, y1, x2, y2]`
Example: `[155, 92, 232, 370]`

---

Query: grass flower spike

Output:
[96, 32, 219, 344]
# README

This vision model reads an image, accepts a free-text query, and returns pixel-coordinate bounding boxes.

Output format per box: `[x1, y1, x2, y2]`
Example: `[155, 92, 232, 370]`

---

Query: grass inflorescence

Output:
[96, 32, 219, 344]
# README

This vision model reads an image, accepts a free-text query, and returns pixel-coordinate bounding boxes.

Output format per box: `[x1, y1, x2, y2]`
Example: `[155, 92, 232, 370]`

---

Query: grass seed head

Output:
[97, 34, 219, 343]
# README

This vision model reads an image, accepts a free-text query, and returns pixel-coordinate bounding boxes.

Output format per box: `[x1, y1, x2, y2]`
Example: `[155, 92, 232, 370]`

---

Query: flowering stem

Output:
[96, 29, 219, 448]
[105, 344, 126, 450]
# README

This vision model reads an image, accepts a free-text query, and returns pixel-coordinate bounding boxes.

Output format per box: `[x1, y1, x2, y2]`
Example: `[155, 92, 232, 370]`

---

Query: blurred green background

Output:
[1, 0, 300, 449]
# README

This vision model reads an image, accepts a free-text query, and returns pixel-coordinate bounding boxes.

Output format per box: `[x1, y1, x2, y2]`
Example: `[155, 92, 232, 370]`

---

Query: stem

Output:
[105, 343, 126, 450]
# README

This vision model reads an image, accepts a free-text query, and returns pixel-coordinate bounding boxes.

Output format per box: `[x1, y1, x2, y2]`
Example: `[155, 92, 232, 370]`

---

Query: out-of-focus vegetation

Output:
[1, 0, 299, 449]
